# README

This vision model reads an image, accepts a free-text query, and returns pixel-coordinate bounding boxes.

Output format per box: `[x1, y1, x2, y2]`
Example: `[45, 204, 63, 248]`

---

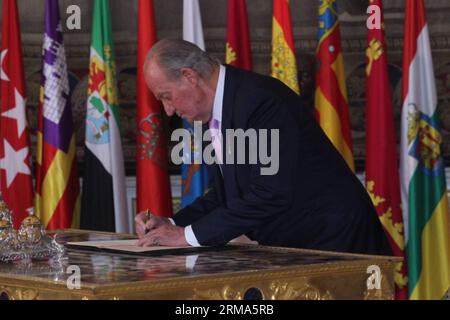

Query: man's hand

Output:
[135, 211, 171, 238]
[137, 224, 189, 247]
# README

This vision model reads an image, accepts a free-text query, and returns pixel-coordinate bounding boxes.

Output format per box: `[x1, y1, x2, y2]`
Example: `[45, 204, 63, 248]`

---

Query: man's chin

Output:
[185, 118, 204, 125]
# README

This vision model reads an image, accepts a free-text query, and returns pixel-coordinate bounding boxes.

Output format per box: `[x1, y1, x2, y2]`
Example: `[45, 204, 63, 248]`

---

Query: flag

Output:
[271, 0, 299, 93]
[182, 0, 209, 207]
[365, 0, 408, 300]
[137, 0, 173, 217]
[34, 0, 80, 230]
[0, 0, 33, 229]
[401, 0, 450, 300]
[80, 0, 129, 233]
[226, 0, 252, 71]
[315, 0, 354, 171]
[183, 0, 205, 50]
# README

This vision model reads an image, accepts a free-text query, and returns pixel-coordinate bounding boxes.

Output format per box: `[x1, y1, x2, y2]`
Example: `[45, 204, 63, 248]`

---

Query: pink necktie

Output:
[209, 118, 223, 164]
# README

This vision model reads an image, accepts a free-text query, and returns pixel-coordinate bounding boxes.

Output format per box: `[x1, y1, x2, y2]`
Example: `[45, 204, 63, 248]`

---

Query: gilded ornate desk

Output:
[0, 230, 399, 300]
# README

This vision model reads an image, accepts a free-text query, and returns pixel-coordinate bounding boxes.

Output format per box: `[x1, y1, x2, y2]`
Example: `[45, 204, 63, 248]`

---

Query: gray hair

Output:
[145, 39, 219, 81]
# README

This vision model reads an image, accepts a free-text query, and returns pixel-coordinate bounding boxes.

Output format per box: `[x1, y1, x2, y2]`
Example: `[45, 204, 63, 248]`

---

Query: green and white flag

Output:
[81, 0, 129, 233]
[401, 0, 450, 299]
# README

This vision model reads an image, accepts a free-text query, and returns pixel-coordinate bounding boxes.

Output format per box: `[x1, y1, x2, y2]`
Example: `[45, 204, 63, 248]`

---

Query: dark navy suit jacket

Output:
[173, 65, 391, 255]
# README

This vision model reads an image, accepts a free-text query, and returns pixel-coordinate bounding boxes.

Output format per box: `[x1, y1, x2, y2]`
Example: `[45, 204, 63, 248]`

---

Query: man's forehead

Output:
[146, 61, 170, 89]
[146, 59, 165, 80]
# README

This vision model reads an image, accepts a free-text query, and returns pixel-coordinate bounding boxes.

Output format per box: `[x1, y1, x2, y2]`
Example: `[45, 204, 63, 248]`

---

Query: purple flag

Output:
[35, 0, 80, 230]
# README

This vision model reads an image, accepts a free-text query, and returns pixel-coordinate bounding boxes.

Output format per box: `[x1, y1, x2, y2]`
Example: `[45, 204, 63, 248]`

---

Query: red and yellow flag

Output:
[226, 0, 252, 71]
[365, 0, 408, 300]
[136, 0, 173, 217]
[315, 0, 354, 171]
[271, 0, 299, 94]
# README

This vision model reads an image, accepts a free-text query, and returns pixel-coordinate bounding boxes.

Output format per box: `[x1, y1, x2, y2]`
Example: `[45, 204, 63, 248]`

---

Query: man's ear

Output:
[180, 67, 199, 86]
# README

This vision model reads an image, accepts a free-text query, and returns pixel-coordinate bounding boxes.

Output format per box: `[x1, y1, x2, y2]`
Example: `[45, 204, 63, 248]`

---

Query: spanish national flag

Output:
[315, 0, 354, 171]
[271, 0, 299, 94]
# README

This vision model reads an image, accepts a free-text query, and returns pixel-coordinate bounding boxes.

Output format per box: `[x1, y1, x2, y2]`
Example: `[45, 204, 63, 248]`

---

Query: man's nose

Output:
[163, 103, 175, 116]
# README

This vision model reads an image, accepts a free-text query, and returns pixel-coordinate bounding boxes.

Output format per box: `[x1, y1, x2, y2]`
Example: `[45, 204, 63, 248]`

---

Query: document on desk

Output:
[65, 239, 223, 256]
[67, 239, 192, 254]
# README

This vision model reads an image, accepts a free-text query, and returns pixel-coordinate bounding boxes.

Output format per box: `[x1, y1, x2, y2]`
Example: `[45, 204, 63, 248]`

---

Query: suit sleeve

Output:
[190, 94, 300, 245]
[172, 166, 223, 227]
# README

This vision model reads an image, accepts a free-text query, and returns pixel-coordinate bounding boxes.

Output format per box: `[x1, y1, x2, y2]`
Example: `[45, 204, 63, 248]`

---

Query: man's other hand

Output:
[135, 211, 171, 238]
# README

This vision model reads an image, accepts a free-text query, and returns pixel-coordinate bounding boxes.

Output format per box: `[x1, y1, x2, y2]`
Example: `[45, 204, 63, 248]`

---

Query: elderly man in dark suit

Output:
[136, 39, 391, 255]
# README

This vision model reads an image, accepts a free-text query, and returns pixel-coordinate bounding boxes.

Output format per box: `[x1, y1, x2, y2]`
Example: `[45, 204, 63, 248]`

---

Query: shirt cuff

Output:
[185, 225, 201, 247]
[168, 218, 175, 225]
